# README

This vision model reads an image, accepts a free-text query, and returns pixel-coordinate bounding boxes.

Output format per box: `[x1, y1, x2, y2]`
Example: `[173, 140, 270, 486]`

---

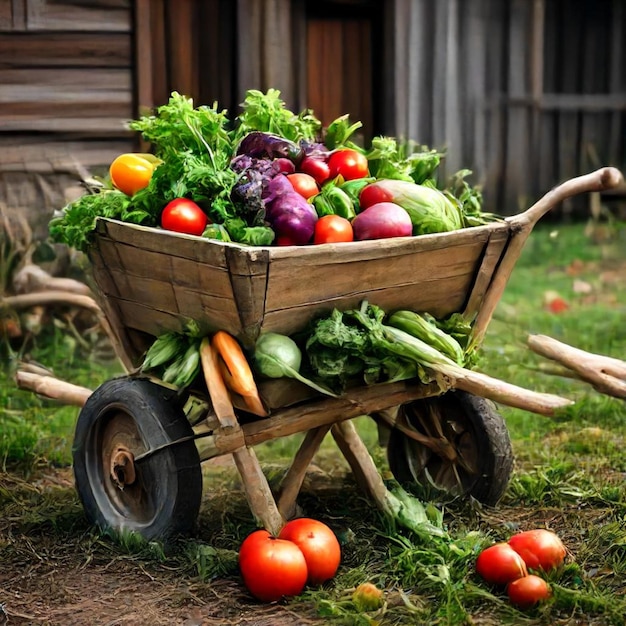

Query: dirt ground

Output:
[0, 467, 327, 626]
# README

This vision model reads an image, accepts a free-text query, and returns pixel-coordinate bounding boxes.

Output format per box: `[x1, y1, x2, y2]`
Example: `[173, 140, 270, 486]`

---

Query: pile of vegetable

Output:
[475, 528, 568, 609]
[251, 301, 475, 397]
[49, 89, 494, 252]
[239, 517, 341, 602]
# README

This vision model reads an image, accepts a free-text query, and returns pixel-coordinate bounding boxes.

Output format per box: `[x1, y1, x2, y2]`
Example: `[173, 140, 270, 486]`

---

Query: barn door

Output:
[304, 1, 384, 143]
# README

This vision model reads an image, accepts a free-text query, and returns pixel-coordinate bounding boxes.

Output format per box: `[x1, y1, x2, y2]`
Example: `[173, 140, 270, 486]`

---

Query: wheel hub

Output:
[110, 446, 136, 489]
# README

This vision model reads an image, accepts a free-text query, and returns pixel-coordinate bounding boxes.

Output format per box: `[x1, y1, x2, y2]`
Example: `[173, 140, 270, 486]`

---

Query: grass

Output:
[1, 221, 625, 624]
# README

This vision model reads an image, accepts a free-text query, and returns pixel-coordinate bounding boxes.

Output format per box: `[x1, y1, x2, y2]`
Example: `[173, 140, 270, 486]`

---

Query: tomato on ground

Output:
[475, 543, 528, 586]
[328, 149, 369, 181]
[508, 529, 567, 572]
[313, 214, 354, 244]
[507, 574, 551, 609]
[109, 153, 156, 196]
[287, 172, 319, 199]
[238, 530, 308, 602]
[278, 518, 341, 585]
[160, 198, 208, 236]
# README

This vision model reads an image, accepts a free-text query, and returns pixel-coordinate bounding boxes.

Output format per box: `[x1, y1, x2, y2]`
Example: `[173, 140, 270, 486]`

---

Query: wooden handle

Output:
[509, 167, 624, 228]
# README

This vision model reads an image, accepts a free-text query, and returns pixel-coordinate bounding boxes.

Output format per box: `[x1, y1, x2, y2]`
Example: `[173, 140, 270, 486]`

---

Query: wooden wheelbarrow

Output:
[14, 166, 623, 539]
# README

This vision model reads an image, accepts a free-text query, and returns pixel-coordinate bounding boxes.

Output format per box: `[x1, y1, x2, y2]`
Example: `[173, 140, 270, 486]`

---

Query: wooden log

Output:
[527, 334, 626, 399]
[1, 291, 102, 313]
[15, 370, 92, 406]
[1, 290, 131, 373]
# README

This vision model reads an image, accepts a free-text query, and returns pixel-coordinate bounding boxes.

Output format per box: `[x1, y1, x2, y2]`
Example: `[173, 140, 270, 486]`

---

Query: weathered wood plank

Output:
[134, 0, 154, 114]
[504, 0, 533, 212]
[26, 0, 131, 31]
[608, 0, 624, 164]
[0, 32, 131, 67]
[0, 117, 130, 133]
[0, 68, 131, 90]
[167, 0, 199, 101]
[0, 138, 133, 170]
[264, 241, 488, 311]
[88, 217, 515, 360]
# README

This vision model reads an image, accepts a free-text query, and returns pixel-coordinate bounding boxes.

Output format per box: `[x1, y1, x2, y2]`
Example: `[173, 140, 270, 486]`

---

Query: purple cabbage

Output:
[263, 175, 318, 244]
[230, 155, 295, 215]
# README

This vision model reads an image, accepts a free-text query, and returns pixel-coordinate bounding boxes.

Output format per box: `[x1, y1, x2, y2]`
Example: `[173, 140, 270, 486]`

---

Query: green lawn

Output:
[1, 221, 625, 625]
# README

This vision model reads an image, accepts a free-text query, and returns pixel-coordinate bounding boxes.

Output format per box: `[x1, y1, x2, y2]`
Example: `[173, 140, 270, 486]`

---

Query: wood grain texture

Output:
[88, 217, 515, 365]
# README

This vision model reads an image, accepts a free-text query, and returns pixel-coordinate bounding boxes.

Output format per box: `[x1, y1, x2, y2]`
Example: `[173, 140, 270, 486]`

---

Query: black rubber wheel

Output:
[385, 391, 513, 505]
[73, 377, 203, 540]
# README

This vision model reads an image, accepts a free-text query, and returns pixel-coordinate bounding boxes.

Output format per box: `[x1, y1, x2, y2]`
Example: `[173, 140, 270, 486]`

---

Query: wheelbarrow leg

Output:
[231, 446, 284, 536]
[277, 424, 332, 520]
[331, 419, 389, 511]
[200, 338, 284, 536]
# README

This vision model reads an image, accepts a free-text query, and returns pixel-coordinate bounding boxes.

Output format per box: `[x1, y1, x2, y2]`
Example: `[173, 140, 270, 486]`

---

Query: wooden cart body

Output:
[90, 214, 508, 371]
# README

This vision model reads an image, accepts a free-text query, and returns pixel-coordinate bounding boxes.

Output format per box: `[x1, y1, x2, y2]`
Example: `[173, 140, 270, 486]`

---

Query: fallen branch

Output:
[12, 264, 92, 296]
[527, 334, 626, 399]
[15, 370, 92, 407]
[1, 291, 127, 372]
[1, 291, 102, 314]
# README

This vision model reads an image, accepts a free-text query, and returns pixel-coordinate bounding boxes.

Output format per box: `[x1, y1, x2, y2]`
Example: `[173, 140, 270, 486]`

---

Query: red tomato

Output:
[507, 574, 551, 609]
[300, 156, 331, 185]
[160, 198, 208, 236]
[109, 153, 155, 196]
[287, 173, 319, 199]
[238, 530, 308, 602]
[328, 149, 369, 181]
[475, 543, 528, 586]
[313, 215, 354, 244]
[508, 529, 567, 572]
[359, 182, 393, 210]
[278, 518, 341, 585]
[275, 235, 297, 246]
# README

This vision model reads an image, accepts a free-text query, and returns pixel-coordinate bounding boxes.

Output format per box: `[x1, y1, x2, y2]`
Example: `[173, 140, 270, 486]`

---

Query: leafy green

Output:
[223, 218, 274, 246]
[387, 310, 465, 365]
[233, 88, 321, 144]
[366, 136, 443, 184]
[305, 304, 420, 389]
[49, 187, 150, 252]
[128, 92, 232, 161]
[323, 114, 363, 149]
[304, 301, 473, 392]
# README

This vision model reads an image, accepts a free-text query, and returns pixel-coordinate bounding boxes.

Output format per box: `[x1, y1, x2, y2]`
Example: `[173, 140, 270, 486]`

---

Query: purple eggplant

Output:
[236, 132, 304, 165]
[263, 174, 318, 244]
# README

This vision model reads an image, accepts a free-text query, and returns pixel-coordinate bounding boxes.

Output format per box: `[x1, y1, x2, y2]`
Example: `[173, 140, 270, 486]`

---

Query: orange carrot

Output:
[218, 355, 267, 417]
[211, 330, 267, 416]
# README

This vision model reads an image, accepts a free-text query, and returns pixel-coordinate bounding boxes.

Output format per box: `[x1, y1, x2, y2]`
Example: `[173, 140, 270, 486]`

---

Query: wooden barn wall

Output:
[0, 0, 135, 238]
[0, 0, 624, 240]
[388, 0, 625, 216]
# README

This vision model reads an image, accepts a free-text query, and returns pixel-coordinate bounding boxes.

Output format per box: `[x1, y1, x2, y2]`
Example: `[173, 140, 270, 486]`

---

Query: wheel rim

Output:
[389, 397, 481, 497]
[89, 408, 157, 525]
